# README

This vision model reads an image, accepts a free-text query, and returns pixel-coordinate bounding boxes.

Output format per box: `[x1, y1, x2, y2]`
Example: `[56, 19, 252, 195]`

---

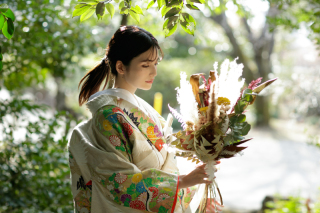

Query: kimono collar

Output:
[88, 88, 139, 105]
[86, 89, 159, 126]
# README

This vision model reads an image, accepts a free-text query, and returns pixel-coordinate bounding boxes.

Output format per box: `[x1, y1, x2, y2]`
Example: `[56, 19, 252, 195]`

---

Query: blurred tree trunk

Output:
[209, 6, 278, 126]
[54, 76, 79, 119]
[121, 14, 128, 26]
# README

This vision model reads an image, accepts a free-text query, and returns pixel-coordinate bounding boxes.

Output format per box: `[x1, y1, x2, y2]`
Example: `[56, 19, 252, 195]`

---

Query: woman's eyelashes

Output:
[142, 63, 158, 68]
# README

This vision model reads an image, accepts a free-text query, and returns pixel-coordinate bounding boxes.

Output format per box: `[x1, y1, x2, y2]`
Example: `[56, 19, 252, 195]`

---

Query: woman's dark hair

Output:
[78, 25, 164, 106]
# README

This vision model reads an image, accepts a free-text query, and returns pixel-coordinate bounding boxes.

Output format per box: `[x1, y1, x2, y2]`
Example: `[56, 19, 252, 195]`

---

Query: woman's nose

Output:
[151, 65, 157, 77]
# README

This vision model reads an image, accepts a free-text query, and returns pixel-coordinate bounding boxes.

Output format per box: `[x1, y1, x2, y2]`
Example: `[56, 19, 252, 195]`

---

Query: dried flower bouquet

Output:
[168, 59, 277, 212]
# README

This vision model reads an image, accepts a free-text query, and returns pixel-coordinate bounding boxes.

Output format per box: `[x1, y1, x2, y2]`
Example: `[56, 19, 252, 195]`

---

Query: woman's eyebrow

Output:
[139, 58, 157, 62]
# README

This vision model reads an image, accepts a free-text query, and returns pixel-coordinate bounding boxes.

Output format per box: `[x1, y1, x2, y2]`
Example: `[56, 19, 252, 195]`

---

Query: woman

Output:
[68, 26, 222, 213]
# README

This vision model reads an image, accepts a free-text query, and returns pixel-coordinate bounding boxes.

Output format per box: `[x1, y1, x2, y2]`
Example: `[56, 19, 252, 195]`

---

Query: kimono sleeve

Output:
[93, 105, 180, 213]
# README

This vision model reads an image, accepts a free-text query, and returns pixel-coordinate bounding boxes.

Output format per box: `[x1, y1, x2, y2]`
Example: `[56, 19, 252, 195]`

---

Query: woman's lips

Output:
[146, 79, 154, 83]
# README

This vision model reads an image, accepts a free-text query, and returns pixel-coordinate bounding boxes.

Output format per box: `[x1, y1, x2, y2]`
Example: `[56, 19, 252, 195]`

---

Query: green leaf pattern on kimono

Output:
[94, 105, 179, 212]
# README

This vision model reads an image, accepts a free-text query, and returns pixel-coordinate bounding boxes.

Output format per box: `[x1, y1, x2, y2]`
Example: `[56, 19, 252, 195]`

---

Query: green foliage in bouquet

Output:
[0, 98, 78, 212]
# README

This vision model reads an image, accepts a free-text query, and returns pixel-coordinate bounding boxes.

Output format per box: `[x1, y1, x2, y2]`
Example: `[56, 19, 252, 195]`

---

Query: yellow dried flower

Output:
[217, 97, 231, 106]
[199, 107, 208, 112]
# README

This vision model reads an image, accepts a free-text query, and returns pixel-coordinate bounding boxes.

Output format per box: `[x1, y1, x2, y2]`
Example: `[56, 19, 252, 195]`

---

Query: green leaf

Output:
[242, 93, 253, 102]
[0, 60, 2, 71]
[237, 114, 246, 123]
[241, 122, 251, 135]
[96, 2, 105, 20]
[129, 10, 140, 23]
[164, 16, 178, 37]
[229, 115, 237, 125]
[3, 8, 15, 22]
[109, 173, 116, 181]
[233, 134, 245, 141]
[147, 1, 155, 9]
[190, 0, 204, 3]
[72, 5, 91, 17]
[161, 6, 171, 17]
[78, 0, 98, 2]
[186, 4, 199, 10]
[120, 7, 129, 15]
[0, 4, 8, 13]
[2, 18, 14, 39]
[167, 0, 182, 7]
[181, 12, 196, 26]
[223, 134, 233, 146]
[0, 14, 4, 30]
[234, 100, 246, 114]
[75, 3, 87, 9]
[165, 7, 180, 18]
[106, 3, 115, 18]
[119, 1, 125, 10]
[163, 15, 178, 29]
[135, 5, 143, 15]
[242, 88, 252, 97]
[131, 5, 143, 15]
[157, 0, 165, 10]
[180, 13, 196, 35]
[80, 8, 95, 22]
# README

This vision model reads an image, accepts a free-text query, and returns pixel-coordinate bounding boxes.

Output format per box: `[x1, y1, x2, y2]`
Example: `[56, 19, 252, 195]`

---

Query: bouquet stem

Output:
[198, 181, 223, 213]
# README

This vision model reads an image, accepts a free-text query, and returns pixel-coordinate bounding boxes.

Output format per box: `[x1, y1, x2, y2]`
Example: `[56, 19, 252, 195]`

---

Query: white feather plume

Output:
[215, 58, 245, 113]
[176, 72, 199, 124]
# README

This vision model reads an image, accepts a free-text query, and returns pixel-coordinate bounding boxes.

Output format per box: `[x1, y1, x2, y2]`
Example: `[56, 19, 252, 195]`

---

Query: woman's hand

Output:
[206, 198, 224, 213]
[178, 161, 220, 189]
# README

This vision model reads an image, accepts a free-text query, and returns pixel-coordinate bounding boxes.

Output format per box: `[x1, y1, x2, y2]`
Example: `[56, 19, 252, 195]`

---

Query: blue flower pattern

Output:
[136, 182, 147, 193]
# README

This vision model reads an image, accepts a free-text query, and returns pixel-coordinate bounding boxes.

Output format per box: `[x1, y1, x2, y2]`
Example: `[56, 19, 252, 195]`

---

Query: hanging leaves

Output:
[164, 7, 180, 18]
[180, 13, 196, 35]
[2, 18, 14, 39]
[72, 4, 91, 17]
[96, 2, 105, 20]
[131, 5, 143, 15]
[157, 0, 165, 10]
[80, 8, 95, 22]
[72, 0, 204, 37]
[186, 4, 200, 10]
[0, 6, 15, 40]
[163, 16, 178, 37]
[0, 14, 4, 30]
[2, 8, 15, 22]
[147, 0, 155, 10]
[129, 10, 140, 23]
[105, 3, 115, 18]
[0, 4, 15, 72]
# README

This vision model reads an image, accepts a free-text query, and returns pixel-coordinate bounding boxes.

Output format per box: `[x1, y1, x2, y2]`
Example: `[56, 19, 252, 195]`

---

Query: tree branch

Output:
[242, 17, 255, 47]
[209, 12, 257, 82]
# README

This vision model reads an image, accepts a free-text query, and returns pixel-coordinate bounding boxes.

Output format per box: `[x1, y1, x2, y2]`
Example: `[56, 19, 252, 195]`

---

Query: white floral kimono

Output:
[67, 88, 197, 213]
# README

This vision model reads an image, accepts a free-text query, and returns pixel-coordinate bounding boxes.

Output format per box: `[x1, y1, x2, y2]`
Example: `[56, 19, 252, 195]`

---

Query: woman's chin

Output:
[139, 84, 153, 90]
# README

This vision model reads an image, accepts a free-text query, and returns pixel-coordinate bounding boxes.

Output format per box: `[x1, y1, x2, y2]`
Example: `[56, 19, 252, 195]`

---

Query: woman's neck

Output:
[114, 78, 136, 95]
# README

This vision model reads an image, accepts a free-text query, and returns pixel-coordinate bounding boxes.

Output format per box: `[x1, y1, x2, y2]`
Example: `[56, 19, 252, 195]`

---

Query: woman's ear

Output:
[115, 60, 126, 75]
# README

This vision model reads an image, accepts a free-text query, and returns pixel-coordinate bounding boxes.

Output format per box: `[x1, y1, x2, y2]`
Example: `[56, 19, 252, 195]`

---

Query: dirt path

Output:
[176, 125, 320, 211]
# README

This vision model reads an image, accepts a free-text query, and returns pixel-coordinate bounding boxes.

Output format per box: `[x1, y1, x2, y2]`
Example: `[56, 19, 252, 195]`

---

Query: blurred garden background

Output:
[1, 0, 320, 212]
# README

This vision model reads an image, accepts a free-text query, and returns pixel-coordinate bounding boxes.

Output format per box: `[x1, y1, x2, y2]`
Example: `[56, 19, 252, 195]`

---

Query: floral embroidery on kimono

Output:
[95, 105, 178, 212]
[68, 90, 198, 213]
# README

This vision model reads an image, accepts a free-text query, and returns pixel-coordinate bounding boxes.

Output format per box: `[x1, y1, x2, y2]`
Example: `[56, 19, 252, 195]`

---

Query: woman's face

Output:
[117, 47, 159, 93]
